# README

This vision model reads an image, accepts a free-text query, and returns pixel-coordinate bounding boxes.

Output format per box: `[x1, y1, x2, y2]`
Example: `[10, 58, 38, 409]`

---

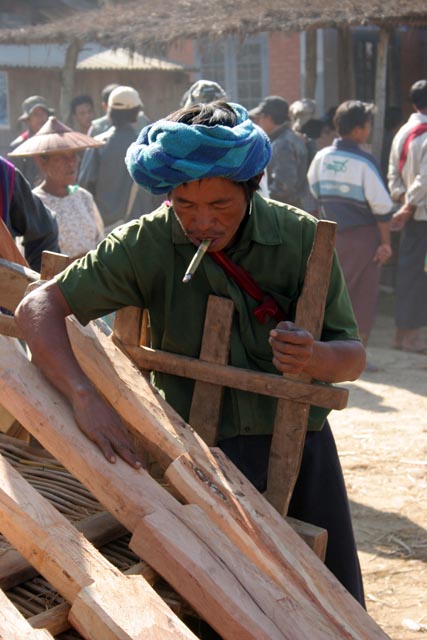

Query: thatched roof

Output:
[0, 0, 426, 54]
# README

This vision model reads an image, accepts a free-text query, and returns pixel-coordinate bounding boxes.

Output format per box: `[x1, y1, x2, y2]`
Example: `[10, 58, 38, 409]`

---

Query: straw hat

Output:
[8, 116, 104, 157]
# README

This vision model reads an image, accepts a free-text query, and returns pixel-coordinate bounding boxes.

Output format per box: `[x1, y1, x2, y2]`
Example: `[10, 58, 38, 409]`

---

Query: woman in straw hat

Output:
[9, 117, 105, 260]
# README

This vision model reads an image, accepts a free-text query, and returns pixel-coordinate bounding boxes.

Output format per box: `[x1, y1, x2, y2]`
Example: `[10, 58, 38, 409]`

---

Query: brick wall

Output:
[267, 32, 301, 101]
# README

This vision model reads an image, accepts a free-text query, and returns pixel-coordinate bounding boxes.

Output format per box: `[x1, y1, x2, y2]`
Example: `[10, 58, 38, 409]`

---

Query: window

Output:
[0, 72, 9, 128]
[195, 34, 269, 110]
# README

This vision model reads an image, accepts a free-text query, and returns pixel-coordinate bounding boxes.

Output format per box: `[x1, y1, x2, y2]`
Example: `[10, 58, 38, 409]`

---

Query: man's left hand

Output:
[269, 321, 314, 375]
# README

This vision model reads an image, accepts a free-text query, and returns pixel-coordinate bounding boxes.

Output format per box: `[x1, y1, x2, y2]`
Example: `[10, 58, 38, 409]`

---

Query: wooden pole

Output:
[265, 221, 337, 515]
[372, 28, 390, 161]
[59, 39, 81, 122]
[305, 29, 317, 99]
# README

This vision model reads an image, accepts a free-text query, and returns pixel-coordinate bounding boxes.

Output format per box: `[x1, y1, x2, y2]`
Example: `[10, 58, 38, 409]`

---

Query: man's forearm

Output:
[14, 281, 93, 402]
[306, 339, 366, 383]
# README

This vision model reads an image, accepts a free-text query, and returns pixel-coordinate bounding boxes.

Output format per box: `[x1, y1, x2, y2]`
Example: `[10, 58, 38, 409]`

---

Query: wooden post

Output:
[305, 29, 317, 99]
[372, 28, 390, 161]
[189, 296, 234, 445]
[59, 39, 81, 122]
[265, 221, 337, 515]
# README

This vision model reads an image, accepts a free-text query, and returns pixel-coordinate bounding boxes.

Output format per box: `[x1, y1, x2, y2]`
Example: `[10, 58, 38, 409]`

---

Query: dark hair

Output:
[109, 106, 141, 127]
[300, 118, 324, 139]
[410, 80, 427, 110]
[70, 94, 94, 114]
[166, 101, 261, 199]
[101, 83, 120, 104]
[333, 100, 374, 136]
[167, 100, 238, 127]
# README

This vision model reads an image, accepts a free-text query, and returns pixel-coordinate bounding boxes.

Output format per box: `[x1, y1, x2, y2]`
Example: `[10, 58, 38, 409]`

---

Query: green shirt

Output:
[56, 193, 359, 438]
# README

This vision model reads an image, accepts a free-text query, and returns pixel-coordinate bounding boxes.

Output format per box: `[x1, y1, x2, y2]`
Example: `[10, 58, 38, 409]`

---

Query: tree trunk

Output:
[59, 39, 81, 122]
[372, 29, 390, 161]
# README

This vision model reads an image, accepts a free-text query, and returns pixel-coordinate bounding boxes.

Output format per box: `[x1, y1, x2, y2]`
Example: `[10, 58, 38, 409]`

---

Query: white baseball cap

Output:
[108, 86, 142, 110]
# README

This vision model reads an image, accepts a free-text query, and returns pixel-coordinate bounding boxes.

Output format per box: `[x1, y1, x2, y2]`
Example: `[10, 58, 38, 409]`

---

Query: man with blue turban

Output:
[15, 101, 366, 613]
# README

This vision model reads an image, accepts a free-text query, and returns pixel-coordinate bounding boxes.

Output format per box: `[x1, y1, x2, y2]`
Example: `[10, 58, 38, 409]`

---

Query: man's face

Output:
[352, 121, 372, 145]
[171, 177, 248, 252]
[73, 102, 95, 131]
[256, 113, 275, 135]
[27, 107, 49, 134]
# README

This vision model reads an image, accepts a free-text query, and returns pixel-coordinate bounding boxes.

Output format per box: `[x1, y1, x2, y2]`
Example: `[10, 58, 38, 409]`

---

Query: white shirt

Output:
[33, 185, 104, 258]
[388, 111, 427, 221]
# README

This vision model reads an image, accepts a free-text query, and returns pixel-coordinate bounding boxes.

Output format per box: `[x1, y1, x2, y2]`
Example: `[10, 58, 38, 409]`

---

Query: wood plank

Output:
[29, 602, 70, 637]
[0, 218, 29, 268]
[131, 506, 286, 640]
[0, 587, 54, 639]
[0, 453, 197, 640]
[189, 295, 234, 445]
[0, 511, 126, 590]
[40, 251, 72, 280]
[0, 259, 38, 313]
[125, 344, 348, 410]
[29, 563, 158, 636]
[266, 220, 337, 515]
[70, 574, 195, 640]
[0, 313, 24, 338]
[209, 446, 327, 561]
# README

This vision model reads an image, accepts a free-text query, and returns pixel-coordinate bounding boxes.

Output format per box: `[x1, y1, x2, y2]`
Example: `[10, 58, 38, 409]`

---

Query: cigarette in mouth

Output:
[182, 239, 211, 283]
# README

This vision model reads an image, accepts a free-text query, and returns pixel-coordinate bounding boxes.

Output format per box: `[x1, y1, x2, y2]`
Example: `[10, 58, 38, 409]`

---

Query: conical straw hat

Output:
[9, 117, 104, 157]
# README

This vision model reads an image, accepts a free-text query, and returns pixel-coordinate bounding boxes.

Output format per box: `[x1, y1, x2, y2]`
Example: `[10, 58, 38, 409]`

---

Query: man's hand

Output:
[72, 385, 142, 469]
[269, 321, 314, 375]
[390, 204, 415, 232]
[373, 243, 392, 265]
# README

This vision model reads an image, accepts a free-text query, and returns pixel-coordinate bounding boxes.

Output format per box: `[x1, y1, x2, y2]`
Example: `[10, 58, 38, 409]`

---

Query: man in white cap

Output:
[78, 85, 158, 231]
[9, 95, 55, 186]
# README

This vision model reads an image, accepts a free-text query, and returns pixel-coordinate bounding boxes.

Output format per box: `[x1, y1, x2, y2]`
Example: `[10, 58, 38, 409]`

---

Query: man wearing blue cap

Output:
[15, 101, 366, 612]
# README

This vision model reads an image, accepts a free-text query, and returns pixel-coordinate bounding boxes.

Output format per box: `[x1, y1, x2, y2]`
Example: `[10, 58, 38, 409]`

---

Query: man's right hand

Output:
[72, 384, 142, 468]
[15, 280, 142, 469]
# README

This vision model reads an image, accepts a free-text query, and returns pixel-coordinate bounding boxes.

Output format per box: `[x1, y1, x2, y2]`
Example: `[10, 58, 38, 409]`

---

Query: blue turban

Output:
[125, 103, 271, 194]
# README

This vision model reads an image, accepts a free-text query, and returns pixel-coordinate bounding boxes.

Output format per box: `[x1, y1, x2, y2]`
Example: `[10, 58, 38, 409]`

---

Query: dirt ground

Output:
[329, 292, 427, 639]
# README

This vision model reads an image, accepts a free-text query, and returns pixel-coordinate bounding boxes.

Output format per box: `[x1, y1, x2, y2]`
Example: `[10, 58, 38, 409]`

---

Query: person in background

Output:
[15, 102, 366, 621]
[88, 83, 119, 137]
[9, 117, 104, 260]
[9, 95, 54, 187]
[388, 80, 427, 353]
[68, 94, 95, 135]
[381, 107, 404, 181]
[308, 100, 393, 370]
[317, 106, 338, 150]
[289, 98, 318, 165]
[180, 79, 227, 108]
[249, 96, 308, 208]
[78, 85, 160, 232]
[0, 155, 59, 271]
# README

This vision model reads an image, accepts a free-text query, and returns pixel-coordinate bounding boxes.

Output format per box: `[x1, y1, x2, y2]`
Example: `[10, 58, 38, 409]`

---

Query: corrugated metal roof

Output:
[0, 43, 184, 71]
